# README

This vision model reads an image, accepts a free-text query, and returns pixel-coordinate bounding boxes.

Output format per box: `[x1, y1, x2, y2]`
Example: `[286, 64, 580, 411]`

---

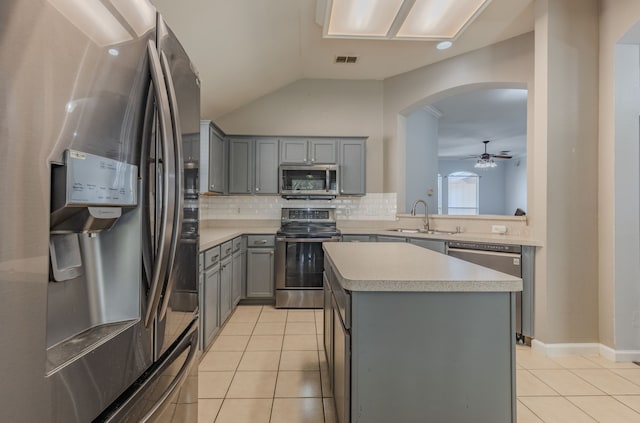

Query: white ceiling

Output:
[151, 0, 535, 120]
[433, 88, 528, 159]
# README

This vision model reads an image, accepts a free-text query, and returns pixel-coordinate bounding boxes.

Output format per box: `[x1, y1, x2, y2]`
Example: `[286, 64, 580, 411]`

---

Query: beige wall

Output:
[382, 33, 535, 204]
[534, 0, 600, 344]
[599, 0, 640, 350]
[216, 79, 384, 192]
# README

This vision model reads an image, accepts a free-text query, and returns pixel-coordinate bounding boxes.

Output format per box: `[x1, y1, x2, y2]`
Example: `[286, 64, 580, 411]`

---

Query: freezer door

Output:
[94, 319, 199, 423]
[155, 17, 202, 359]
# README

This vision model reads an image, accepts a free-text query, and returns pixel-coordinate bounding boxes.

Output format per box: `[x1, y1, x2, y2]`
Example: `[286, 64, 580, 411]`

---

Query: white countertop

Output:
[323, 243, 522, 293]
[340, 228, 540, 246]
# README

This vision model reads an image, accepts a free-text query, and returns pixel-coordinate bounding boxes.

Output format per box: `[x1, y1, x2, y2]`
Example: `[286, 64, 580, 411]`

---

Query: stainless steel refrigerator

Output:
[0, 1, 200, 421]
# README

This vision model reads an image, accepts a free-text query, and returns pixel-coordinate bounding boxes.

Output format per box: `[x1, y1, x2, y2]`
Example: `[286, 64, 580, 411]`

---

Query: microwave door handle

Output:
[326, 169, 330, 193]
[158, 50, 184, 320]
[144, 40, 175, 328]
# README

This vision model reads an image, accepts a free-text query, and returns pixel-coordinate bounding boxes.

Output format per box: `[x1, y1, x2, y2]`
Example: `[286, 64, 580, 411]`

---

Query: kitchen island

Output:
[322, 242, 522, 423]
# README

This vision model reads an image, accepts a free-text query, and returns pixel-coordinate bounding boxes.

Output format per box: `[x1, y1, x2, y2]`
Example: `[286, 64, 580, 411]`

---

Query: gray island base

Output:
[322, 243, 523, 423]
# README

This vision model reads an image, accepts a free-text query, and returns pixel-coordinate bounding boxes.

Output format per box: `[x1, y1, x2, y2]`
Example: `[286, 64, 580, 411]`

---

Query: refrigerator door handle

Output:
[140, 322, 198, 422]
[144, 40, 176, 328]
[158, 50, 185, 321]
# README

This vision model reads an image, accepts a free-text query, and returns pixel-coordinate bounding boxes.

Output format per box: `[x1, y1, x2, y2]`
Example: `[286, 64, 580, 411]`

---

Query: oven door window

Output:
[285, 241, 324, 288]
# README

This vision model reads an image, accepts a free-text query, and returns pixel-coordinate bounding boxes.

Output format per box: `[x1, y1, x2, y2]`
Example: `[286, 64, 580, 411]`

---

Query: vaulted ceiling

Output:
[152, 0, 534, 120]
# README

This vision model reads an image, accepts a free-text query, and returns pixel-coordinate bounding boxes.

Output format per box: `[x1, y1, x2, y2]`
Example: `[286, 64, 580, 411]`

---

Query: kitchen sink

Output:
[388, 228, 423, 233]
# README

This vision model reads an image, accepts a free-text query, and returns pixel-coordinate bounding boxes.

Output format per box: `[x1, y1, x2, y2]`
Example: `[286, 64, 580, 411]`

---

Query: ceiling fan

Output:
[469, 140, 513, 160]
[467, 140, 512, 169]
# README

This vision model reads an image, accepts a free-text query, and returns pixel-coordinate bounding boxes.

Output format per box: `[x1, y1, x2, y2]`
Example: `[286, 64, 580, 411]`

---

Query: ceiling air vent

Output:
[335, 55, 358, 64]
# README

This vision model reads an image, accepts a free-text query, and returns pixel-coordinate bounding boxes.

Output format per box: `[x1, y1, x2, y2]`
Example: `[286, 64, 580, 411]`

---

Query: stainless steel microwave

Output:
[279, 165, 339, 199]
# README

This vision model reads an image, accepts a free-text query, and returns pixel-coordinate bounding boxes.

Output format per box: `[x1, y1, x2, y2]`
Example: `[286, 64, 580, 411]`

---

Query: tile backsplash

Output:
[200, 193, 397, 221]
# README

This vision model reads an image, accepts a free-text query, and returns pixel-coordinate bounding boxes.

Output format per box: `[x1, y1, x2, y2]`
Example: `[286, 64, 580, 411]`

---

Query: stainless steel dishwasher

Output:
[447, 241, 525, 341]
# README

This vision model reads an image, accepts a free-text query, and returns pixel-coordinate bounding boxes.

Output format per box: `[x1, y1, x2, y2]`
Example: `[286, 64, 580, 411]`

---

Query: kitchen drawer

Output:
[221, 240, 233, 258]
[247, 235, 275, 248]
[199, 253, 204, 273]
[204, 246, 221, 269]
[232, 236, 242, 252]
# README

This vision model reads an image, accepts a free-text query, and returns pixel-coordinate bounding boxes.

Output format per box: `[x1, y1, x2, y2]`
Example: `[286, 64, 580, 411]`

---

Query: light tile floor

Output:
[198, 305, 640, 423]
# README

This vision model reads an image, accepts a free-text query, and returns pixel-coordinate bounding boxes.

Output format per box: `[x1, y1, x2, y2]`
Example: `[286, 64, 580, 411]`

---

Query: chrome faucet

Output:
[410, 199, 430, 231]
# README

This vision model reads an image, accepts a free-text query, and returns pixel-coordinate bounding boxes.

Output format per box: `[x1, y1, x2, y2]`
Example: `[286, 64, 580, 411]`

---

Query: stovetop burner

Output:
[278, 208, 339, 238]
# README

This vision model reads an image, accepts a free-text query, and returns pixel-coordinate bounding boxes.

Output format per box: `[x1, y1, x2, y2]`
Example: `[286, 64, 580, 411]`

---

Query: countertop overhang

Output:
[323, 243, 523, 293]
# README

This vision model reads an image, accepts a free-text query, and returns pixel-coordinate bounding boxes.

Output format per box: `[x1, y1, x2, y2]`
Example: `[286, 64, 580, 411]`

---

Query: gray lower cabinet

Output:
[341, 234, 373, 243]
[246, 249, 275, 298]
[339, 138, 366, 196]
[220, 255, 233, 323]
[407, 237, 446, 253]
[324, 260, 516, 423]
[332, 296, 350, 423]
[323, 274, 333, 384]
[231, 237, 246, 307]
[376, 235, 406, 243]
[200, 247, 220, 350]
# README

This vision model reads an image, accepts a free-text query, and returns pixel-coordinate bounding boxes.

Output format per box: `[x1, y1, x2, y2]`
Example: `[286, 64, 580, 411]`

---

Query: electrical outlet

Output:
[491, 225, 507, 234]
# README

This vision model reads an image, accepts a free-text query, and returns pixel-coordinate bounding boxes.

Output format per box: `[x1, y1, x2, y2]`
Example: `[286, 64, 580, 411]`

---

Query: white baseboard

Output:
[531, 340, 640, 362]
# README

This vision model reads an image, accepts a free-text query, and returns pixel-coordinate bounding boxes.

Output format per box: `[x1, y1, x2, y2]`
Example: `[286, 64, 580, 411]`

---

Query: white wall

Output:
[438, 159, 506, 215]
[405, 109, 439, 213]
[215, 79, 384, 193]
[504, 156, 527, 215]
[613, 42, 640, 351]
[598, 0, 640, 353]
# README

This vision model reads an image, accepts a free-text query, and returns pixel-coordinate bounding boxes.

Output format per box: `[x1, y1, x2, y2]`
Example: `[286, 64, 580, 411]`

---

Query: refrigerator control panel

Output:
[62, 150, 138, 207]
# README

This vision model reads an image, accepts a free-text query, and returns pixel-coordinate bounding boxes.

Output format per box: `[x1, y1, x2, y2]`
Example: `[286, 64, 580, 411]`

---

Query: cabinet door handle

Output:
[256, 187, 260, 192]
[210, 184, 215, 190]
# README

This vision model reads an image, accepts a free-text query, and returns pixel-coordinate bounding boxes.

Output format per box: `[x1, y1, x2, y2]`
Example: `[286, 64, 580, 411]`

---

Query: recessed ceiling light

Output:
[436, 41, 453, 50]
[316, 0, 491, 40]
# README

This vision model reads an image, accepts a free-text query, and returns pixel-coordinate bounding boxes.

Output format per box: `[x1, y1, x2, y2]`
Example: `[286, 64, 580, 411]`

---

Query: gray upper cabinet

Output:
[310, 139, 338, 164]
[200, 120, 226, 193]
[228, 137, 279, 195]
[280, 138, 337, 164]
[339, 138, 366, 196]
[228, 138, 253, 194]
[280, 138, 309, 163]
[254, 138, 279, 194]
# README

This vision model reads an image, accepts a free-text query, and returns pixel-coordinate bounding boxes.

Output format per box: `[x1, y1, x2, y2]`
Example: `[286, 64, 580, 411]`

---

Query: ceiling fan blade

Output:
[492, 154, 513, 159]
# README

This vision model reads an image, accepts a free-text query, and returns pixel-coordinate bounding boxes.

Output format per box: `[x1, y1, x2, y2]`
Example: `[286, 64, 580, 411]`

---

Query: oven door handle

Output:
[276, 236, 341, 243]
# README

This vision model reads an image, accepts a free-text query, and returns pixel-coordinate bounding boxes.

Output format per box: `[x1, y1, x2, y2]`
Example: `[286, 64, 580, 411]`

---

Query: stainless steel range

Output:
[275, 208, 341, 308]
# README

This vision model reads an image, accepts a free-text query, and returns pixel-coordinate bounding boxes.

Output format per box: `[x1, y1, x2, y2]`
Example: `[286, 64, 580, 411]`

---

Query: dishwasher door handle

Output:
[448, 248, 521, 259]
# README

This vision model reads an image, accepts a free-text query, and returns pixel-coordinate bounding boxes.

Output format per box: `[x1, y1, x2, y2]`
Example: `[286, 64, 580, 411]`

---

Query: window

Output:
[447, 171, 479, 215]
